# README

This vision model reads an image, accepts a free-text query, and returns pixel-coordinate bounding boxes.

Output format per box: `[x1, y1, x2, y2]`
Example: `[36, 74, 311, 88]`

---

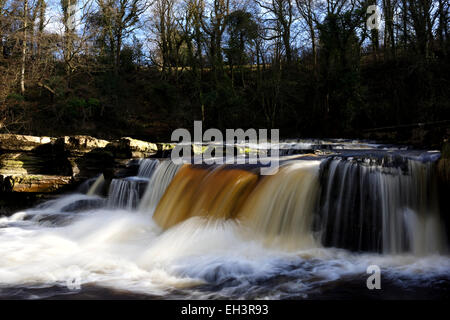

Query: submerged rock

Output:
[60, 198, 107, 212]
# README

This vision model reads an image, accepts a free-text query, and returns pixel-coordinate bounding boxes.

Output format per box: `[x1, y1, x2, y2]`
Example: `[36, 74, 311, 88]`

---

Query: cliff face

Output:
[0, 134, 167, 194]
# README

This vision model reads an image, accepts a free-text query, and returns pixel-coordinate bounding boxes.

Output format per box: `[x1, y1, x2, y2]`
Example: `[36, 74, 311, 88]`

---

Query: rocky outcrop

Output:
[109, 137, 158, 158]
[0, 134, 55, 151]
[0, 134, 172, 193]
[0, 133, 71, 193]
[1, 175, 73, 193]
[55, 135, 110, 153]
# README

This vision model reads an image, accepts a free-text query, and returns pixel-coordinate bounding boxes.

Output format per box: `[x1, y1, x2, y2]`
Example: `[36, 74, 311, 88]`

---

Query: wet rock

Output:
[0, 174, 73, 193]
[52, 136, 117, 181]
[0, 134, 55, 152]
[157, 143, 176, 151]
[437, 139, 450, 183]
[0, 134, 71, 177]
[61, 198, 106, 212]
[55, 135, 110, 154]
[0, 175, 14, 192]
[110, 137, 158, 158]
[0, 134, 129, 193]
[0, 152, 59, 175]
[154, 143, 176, 158]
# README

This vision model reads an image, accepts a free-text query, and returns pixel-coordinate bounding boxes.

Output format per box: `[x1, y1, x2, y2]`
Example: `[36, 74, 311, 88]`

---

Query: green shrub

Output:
[6, 93, 25, 101]
[68, 97, 87, 109]
[87, 98, 100, 108]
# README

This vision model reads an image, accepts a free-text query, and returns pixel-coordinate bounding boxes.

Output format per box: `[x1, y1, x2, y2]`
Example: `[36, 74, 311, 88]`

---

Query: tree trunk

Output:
[401, 0, 408, 50]
[383, 0, 395, 59]
[37, 0, 45, 58]
[310, 21, 317, 75]
[21, 0, 28, 95]
[437, 0, 447, 56]
[115, 33, 122, 75]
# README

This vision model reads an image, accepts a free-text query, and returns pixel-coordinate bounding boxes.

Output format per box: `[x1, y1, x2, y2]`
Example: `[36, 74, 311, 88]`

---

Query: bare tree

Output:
[436, 0, 448, 56]
[255, 0, 296, 64]
[151, 0, 181, 75]
[19, 0, 28, 94]
[200, 0, 230, 77]
[97, 0, 151, 74]
[382, 0, 396, 58]
[407, 0, 434, 57]
[295, 0, 317, 70]
[61, 0, 77, 74]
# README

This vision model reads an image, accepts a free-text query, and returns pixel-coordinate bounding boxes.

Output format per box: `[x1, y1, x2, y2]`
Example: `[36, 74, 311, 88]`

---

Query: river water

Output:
[0, 140, 448, 299]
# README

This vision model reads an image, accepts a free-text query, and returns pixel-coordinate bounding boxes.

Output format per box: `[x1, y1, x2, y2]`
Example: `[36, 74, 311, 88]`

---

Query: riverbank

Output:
[0, 134, 173, 213]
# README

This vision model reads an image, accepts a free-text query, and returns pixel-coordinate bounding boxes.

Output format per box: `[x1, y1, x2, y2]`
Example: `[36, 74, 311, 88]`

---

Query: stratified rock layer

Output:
[0, 134, 167, 193]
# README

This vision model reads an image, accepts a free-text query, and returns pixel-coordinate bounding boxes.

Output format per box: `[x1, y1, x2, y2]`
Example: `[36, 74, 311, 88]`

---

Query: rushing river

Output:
[0, 140, 449, 299]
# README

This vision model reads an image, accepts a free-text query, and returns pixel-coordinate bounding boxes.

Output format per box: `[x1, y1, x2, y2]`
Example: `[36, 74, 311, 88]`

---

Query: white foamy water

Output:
[0, 202, 448, 299]
[0, 149, 449, 299]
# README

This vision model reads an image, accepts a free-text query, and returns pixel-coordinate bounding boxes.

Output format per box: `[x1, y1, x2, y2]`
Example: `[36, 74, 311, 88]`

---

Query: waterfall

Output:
[87, 174, 105, 196]
[239, 161, 321, 250]
[149, 160, 322, 250]
[107, 177, 148, 209]
[318, 158, 447, 255]
[138, 160, 182, 215]
[152, 164, 259, 229]
[0, 141, 449, 299]
[138, 159, 160, 178]
[104, 159, 161, 209]
[144, 157, 447, 254]
[148, 160, 322, 251]
[76, 150, 449, 255]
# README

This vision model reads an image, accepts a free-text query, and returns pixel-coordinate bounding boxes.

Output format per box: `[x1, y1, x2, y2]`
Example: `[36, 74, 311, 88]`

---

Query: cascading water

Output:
[152, 164, 260, 229]
[138, 159, 160, 178]
[106, 159, 162, 209]
[107, 177, 148, 209]
[317, 157, 446, 255]
[138, 160, 182, 216]
[239, 161, 321, 250]
[87, 174, 105, 196]
[0, 141, 449, 299]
